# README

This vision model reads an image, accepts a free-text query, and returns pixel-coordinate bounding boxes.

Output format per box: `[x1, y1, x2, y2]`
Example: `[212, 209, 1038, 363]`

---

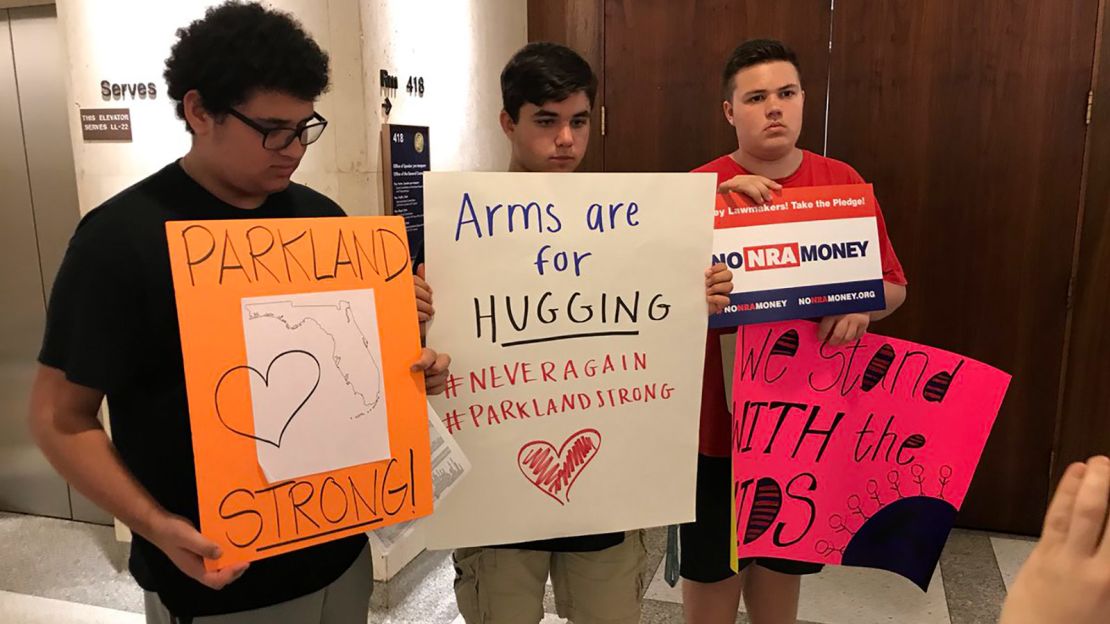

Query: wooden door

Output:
[602, 0, 832, 172]
[1054, 0, 1110, 488]
[825, 0, 1100, 533]
[528, 0, 606, 172]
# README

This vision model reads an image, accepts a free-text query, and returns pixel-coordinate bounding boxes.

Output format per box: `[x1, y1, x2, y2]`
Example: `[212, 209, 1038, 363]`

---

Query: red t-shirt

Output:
[695, 150, 908, 457]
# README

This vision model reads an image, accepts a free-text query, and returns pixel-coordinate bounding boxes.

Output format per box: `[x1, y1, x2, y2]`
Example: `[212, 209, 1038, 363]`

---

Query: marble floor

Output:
[0, 511, 1035, 623]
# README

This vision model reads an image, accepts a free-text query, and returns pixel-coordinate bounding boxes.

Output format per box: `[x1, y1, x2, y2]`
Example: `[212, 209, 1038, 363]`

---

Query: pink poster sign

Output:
[731, 320, 1010, 589]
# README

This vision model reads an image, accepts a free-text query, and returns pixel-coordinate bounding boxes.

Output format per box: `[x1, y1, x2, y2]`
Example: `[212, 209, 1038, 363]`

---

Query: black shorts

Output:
[679, 454, 824, 583]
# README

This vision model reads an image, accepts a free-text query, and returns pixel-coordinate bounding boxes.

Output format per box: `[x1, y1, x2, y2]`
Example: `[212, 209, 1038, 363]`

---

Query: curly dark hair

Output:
[501, 42, 597, 123]
[164, 1, 330, 132]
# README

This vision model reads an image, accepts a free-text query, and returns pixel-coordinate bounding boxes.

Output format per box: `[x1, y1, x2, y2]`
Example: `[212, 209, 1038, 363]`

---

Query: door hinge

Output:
[1087, 90, 1094, 126]
[600, 105, 607, 137]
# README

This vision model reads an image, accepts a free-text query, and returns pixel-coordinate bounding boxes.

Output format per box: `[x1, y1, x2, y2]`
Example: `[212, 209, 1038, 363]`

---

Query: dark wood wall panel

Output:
[825, 0, 1100, 533]
[528, 0, 606, 172]
[1054, 0, 1110, 488]
[602, 0, 831, 172]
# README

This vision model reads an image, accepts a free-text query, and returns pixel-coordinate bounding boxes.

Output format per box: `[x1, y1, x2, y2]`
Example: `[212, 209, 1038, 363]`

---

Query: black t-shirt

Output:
[38, 162, 367, 617]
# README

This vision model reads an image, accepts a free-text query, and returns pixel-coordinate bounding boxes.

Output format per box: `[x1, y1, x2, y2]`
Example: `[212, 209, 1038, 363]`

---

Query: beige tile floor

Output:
[0, 512, 1031, 623]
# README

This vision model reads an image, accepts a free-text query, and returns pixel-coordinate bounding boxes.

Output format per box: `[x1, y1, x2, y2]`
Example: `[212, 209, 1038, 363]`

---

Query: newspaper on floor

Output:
[368, 401, 472, 551]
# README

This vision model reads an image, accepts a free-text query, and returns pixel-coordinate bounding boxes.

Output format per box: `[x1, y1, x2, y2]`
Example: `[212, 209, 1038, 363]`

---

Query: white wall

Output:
[362, 0, 525, 172]
[56, 0, 526, 216]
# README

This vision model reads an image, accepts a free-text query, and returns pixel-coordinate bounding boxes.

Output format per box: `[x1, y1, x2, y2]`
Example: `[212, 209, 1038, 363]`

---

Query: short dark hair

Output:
[501, 42, 598, 123]
[164, 1, 330, 133]
[721, 39, 800, 101]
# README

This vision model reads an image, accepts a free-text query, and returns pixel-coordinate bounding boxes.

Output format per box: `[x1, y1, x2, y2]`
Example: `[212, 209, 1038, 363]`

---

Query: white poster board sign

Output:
[422, 172, 714, 548]
[239, 289, 391, 482]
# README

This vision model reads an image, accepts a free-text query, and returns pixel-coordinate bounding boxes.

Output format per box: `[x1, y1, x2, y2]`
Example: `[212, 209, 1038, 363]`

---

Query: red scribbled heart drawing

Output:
[517, 429, 602, 505]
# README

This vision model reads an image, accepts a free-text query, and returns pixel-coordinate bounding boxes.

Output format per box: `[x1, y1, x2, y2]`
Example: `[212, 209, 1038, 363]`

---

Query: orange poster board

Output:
[165, 216, 430, 569]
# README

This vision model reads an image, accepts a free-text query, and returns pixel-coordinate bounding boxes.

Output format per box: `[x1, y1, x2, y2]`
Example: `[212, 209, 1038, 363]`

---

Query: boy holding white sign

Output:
[680, 39, 909, 624]
[437, 42, 734, 624]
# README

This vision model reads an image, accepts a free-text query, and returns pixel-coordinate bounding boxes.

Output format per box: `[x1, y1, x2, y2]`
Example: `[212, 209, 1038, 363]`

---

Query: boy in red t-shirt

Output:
[680, 39, 908, 624]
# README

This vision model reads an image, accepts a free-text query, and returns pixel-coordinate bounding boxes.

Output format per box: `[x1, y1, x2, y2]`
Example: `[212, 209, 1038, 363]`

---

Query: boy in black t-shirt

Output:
[28, 3, 450, 622]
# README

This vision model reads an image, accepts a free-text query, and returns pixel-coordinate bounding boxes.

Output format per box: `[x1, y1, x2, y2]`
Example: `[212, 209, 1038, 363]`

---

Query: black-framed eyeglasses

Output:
[226, 108, 328, 151]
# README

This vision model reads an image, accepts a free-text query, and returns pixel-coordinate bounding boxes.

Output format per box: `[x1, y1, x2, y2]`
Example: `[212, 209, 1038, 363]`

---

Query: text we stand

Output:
[729, 320, 1008, 589]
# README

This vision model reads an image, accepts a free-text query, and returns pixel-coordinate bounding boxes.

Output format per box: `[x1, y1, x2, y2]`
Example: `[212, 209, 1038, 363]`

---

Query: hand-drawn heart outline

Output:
[214, 350, 321, 448]
[516, 428, 602, 506]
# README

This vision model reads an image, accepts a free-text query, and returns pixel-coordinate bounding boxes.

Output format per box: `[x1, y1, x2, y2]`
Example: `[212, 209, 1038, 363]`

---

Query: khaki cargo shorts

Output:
[453, 530, 647, 624]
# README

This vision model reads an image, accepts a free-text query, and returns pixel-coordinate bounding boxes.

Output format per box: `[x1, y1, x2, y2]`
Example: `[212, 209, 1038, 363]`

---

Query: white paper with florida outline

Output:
[240, 288, 391, 482]
[423, 172, 714, 549]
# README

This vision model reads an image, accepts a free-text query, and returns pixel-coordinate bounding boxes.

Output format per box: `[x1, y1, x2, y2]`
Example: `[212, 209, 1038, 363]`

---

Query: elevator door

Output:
[0, 5, 111, 525]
